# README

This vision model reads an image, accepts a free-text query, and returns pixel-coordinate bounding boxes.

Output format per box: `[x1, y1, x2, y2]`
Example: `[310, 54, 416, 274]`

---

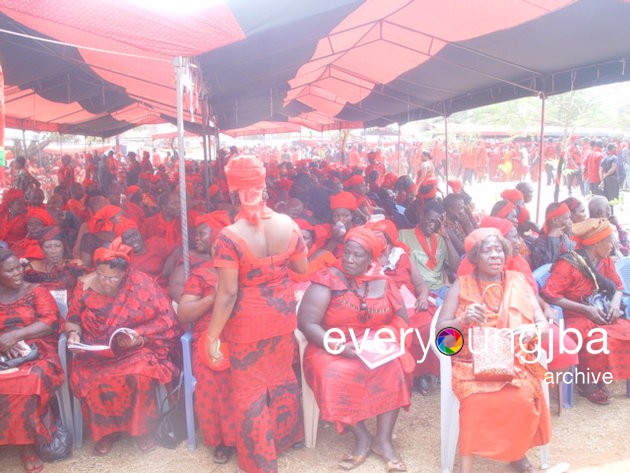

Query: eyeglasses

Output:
[96, 273, 122, 283]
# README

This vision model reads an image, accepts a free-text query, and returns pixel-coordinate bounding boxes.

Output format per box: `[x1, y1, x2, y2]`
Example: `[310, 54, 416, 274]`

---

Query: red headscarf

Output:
[330, 191, 358, 211]
[493, 200, 516, 219]
[447, 179, 462, 193]
[225, 155, 270, 225]
[93, 237, 133, 263]
[126, 185, 141, 196]
[417, 177, 438, 199]
[500, 189, 524, 204]
[366, 219, 409, 252]
[479, 216, 513, 236]
[571, 218, 613, 247]
[27, 208, 55, 227]
[345, 226, 385, 259]
[39, 226, 64, 243]
[89, 205, 123, 233]
[343, 174, 365, 188]
[464, 227, 503, 253]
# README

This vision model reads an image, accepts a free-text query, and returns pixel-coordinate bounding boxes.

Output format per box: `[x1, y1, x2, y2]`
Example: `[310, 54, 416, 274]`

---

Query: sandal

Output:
[338, 452, 370, 470]
[93, 433, 120, 456]
[135, 434, 157, 454]
[584, 388, 610, 405]
[213, 445, 235, 464]
[20, 449, 44, 473]
[510, 457, 536, 473]
[371, 446, 407, 473]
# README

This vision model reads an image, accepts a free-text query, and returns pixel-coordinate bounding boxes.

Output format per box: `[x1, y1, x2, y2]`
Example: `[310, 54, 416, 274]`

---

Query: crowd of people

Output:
[0, 141, 629, 473]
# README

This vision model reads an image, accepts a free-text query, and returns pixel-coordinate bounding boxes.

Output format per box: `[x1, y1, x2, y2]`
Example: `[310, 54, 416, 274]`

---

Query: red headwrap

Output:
[345, 226, 385, 259]
[447, 179, 462, 193]
[343, 175, 365, 188]
[383, 172, 398, 189]
[500, 189, 524, 204]
[114, 217, 138, 237]
[126, 185, 141, 196]
[479, 216, 514, 237]
[93, 238, 132, 263]
[27, 208, 55, 227]
[417, 177, 438, 199]
[366, 219, 409, 252]
[563, 197, 582, 212]
[493, 201, 515, 219]
[330, 191, 358, 211]
[545, 202, 570, 221]
[294, 218, 315, 232]
[195, 212, 228, 230]
[571, 218, 613, 247]
[464, 227, 502, 253]
[225, 155, 270, 225]
[39, 226, 64, 243]
[89, 205, 123, 233]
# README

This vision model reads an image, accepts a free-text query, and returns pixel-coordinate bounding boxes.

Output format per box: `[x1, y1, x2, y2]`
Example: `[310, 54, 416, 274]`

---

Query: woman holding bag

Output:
[437, 228, 551, 473]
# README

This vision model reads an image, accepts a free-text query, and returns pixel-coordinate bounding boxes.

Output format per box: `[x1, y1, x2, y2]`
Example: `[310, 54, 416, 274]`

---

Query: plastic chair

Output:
[181, 330, 197, 450]
[294, 328, 320, 448]
[532, 264, 574, 410]
[614, 257, 630, 398]
[53, 296, 75, 438]
[430, 309, 550, 472]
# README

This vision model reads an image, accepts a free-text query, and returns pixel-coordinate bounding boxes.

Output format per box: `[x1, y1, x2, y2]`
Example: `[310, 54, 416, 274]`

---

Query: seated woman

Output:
[437, 228, 551, 473]
[326, 191, 364, 258]
[541, 218, 630, 405]
[299, 226, 411, 472]
[562, 197, 586, 224]
[65, 242, 182, 456]
[367, 218, 439, 394]
[0, 249, 64, 473]
[23, 226, 87, 301]
[177, 215, 236, 464]
[290, 218, 336, 282]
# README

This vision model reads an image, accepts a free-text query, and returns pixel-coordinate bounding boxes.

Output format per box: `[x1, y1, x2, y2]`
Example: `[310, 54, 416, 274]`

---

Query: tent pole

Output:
[22, 129, 27, 158]
[444, 115, 449, 192]
[174, 56, 190, 279]
[397, 123, 401, 175]
[535, 93, 546, 223]
[202, 133, 209, 203]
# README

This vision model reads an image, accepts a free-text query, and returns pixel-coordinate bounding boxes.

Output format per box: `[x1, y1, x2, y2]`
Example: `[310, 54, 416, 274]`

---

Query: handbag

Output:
[154, 375, 187, 449]
[0, 343, 39, 370]
[471, 326, 515, 381]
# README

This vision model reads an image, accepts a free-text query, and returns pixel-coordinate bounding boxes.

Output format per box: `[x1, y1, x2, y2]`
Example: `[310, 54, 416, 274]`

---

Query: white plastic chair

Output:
[295, 329, 320, 448]
[429, 309, 550, 472]
[53, 295, 75, 439]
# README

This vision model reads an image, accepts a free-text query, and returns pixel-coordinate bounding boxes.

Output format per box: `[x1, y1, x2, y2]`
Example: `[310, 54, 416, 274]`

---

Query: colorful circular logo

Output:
[436, 327, 464, 356]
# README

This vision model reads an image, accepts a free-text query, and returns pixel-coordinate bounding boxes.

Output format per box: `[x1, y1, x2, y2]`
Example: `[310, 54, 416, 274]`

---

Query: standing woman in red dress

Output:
[0, 249, 64, 473]
[205, 155, 307, 473]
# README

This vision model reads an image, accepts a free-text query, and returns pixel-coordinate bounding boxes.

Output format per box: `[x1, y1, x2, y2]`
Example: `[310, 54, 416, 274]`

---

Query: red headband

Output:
[500, 189, 524, 204]
[345, 226, 385, 259]
[27, 208, 55, 227]
[546, 202, 570, 221]
[94, 238, 132, 263]
[330, 191, 358, 211]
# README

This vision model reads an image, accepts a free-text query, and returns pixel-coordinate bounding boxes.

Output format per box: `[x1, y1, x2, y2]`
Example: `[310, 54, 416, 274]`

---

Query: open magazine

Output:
[355, 332, 403, 370]
[68, 327, 138, 358]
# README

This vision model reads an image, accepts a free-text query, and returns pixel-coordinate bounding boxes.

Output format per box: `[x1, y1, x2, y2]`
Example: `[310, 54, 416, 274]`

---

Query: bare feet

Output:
[20, 445, 44, 473]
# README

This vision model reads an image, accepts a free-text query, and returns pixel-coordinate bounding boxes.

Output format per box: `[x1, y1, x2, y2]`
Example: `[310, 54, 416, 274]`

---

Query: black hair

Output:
[0, 249, 17, 265]
[443, 193, 465, 209]
[95, 256, 129, 271]
[423, 199, 445, 216]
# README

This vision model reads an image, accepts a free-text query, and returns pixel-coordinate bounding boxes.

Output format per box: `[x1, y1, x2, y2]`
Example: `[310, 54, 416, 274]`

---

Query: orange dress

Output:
[453, 271, 551, 461]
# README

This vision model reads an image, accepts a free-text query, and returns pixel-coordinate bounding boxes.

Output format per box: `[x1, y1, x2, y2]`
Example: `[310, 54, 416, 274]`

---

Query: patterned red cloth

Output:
[23, 261, 86, 300]
[68, 271, 182, 441]
[542, 258, 630, 378]
[303, 268, 411, 431]
[182, 262, 236, 447]
[212, 226, 306, 343]
[0, 286, 63, 445]
[212, 226, 305, 472]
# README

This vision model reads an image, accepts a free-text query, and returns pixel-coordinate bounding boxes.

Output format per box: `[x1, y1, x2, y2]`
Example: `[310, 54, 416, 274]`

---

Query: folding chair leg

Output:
[560, 366, 575, 408]
[72, 396, 83, 449]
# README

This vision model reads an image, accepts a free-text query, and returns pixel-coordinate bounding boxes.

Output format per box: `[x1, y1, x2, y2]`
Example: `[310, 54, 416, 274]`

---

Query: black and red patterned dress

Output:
[212, 226, 306, 473]
[0, 286, 64, 446]
[67, 271, 181, 442]
[181, 261, 236, 448]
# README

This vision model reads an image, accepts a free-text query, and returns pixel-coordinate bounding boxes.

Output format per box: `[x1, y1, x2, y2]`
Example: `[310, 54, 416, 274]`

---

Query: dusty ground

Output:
[1, 381, 629, 473]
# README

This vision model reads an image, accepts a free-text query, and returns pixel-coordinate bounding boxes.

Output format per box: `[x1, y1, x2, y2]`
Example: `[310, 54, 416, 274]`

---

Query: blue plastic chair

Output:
[614, 257, 630, 398]
[181, 330, 197, 450]
[53, 297, 75, 438]
[532, 264, 575, 410]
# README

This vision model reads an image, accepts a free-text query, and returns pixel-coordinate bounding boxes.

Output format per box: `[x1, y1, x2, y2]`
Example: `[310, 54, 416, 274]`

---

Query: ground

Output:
[1, 382, 629, 473]
[2, 179, 629, 473]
